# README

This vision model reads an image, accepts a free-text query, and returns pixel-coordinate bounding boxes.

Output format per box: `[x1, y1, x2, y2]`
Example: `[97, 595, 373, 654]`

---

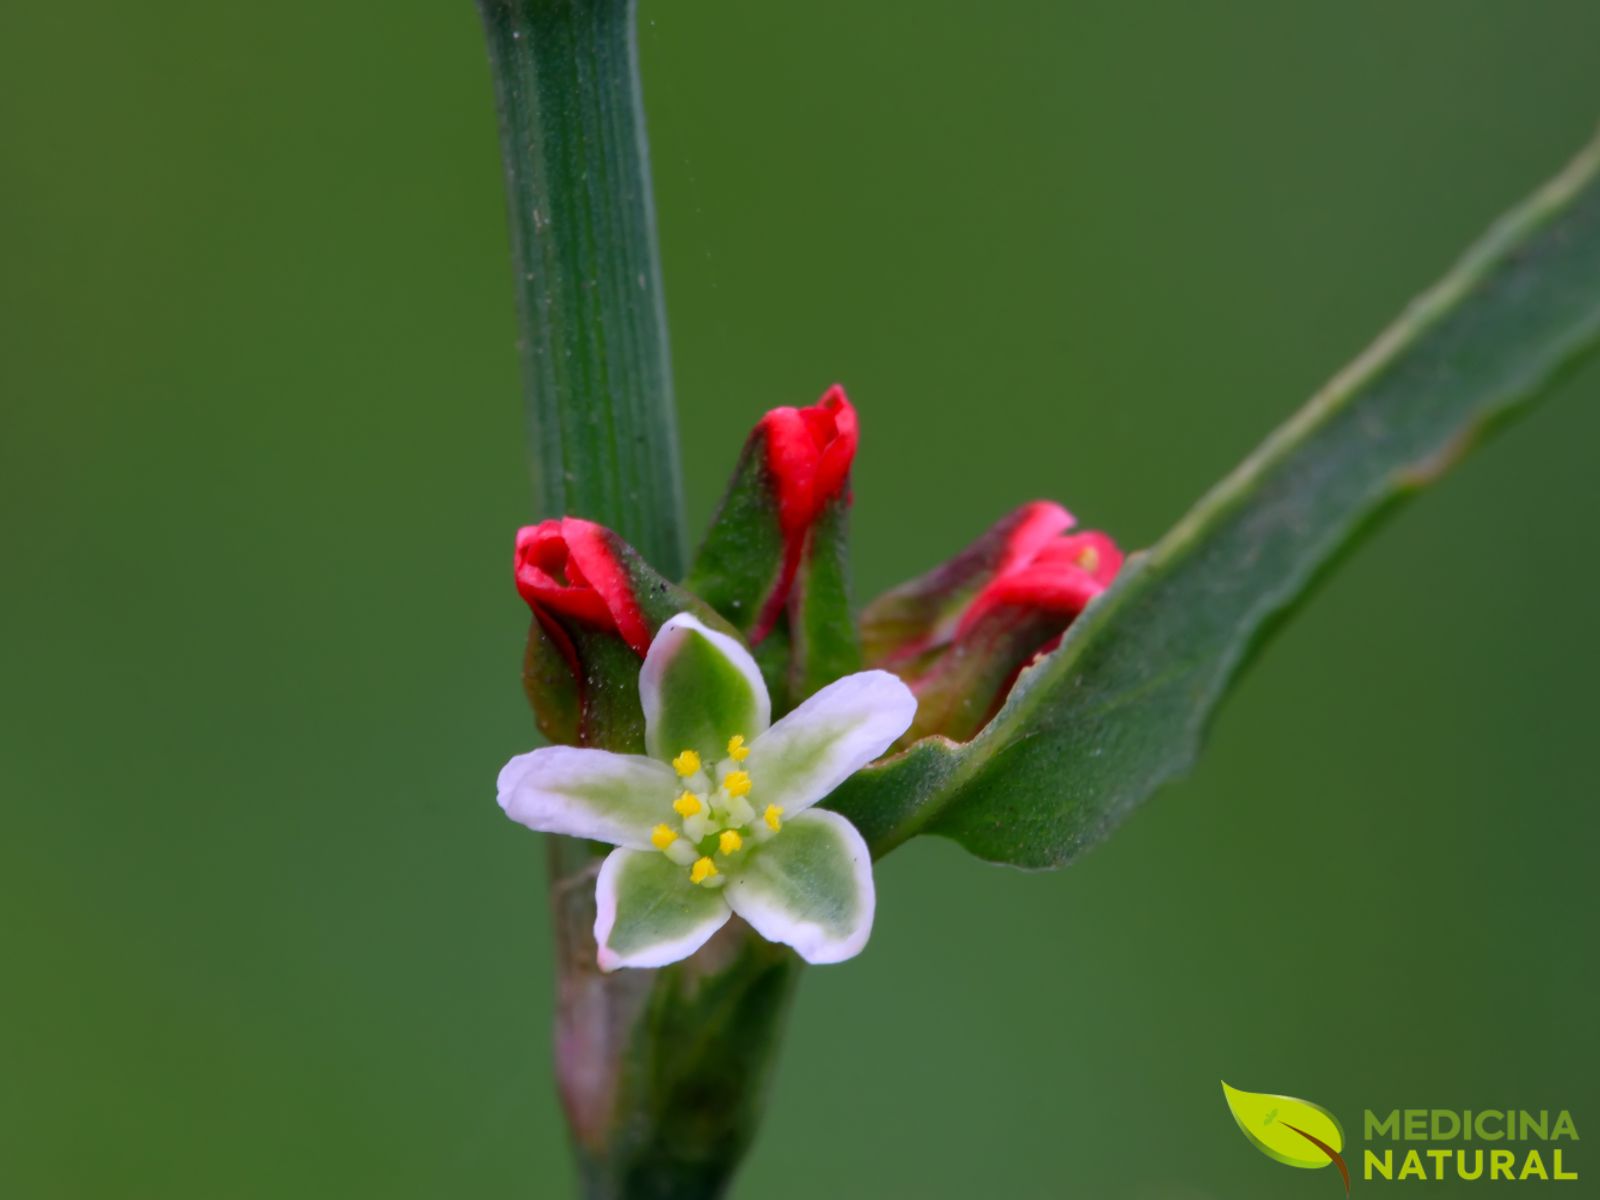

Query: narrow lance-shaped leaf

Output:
[829, 130, 1600, 866]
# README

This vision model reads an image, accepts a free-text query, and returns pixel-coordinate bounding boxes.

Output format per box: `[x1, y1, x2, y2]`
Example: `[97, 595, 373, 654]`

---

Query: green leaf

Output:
[1221, 1082, 1347, 1173]
[829, 130, 1600, 866]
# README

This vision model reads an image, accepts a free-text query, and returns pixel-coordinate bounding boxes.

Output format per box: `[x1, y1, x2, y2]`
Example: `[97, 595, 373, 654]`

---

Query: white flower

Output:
[498, 613, 917, 970]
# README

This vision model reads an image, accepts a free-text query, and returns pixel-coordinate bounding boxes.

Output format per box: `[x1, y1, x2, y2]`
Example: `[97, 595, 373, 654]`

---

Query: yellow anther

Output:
[672, 791, 702, 818]
[689, 856, 718, 885]
[718, 829, 743, 855]
[723, 770, 752, 799]
[726, 734, 750, 762]
[672, 749, 702, 777]
[763, 804, 784, 832]
[1077, 545, 1100, 573]
[650, 824, 678, 851]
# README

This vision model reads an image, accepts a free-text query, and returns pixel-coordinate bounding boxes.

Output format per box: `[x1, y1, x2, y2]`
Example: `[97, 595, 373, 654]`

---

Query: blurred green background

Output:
[4, 1, 1598, 1196]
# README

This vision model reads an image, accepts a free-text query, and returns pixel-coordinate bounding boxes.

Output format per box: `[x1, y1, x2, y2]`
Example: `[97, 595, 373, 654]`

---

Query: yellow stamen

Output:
[672, 791, 702, 818]
[689, 856, 718, 885]
[726, 734, 749, 762]
[723, 770, 752, 799]
[763, 804, 784, 832]
[650, 824, 678, 851]
[1077, 545, 1100, 573]
[672, 749, 702, 777]
[718, 829, 743, 855]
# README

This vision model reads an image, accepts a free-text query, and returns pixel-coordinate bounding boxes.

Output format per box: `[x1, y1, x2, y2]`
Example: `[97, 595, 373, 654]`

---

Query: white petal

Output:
[497, 746, 676, 849]
[725, 809, 875, 964]
[640, 612, 771, 761]
[743, 669, 916, 814]
[594, 847, 733, 971]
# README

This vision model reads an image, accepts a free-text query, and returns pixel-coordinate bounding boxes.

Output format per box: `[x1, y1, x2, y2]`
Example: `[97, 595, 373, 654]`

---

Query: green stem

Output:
[477, 3, 799, 1196]
[478, 0, 685, 575]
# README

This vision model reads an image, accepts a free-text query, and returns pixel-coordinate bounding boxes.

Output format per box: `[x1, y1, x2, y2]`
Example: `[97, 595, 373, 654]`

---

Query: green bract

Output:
[498, 613, 916, 968]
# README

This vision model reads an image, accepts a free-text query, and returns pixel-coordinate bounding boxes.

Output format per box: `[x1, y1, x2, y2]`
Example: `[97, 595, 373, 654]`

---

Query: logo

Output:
[1222, 1081, 1350, 1194]
[1222, 1082, 1581, 1189]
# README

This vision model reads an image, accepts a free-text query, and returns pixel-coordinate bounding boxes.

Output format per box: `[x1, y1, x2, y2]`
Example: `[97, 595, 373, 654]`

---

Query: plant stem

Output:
[477, 3, 800, 1195]
[478, 0, 685, 576]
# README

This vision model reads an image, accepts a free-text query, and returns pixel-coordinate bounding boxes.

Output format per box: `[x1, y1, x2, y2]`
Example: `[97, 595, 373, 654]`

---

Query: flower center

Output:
[651, 734, 785, 886]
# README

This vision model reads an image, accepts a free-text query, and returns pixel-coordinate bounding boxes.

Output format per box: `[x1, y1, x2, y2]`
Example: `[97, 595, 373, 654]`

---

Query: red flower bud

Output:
[755, 385, 858, 639]
[763, 385, 858, 543]
[513, 517, 727, 748]
[515, 518, 652, 668]
[956, 528, 1122, 640]
[686, 385, 861, 683]
[862, 500, 1124, 744]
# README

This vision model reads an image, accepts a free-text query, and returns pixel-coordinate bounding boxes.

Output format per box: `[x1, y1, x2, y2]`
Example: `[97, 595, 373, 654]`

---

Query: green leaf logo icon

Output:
[1221, 1081, 1349, 1193]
